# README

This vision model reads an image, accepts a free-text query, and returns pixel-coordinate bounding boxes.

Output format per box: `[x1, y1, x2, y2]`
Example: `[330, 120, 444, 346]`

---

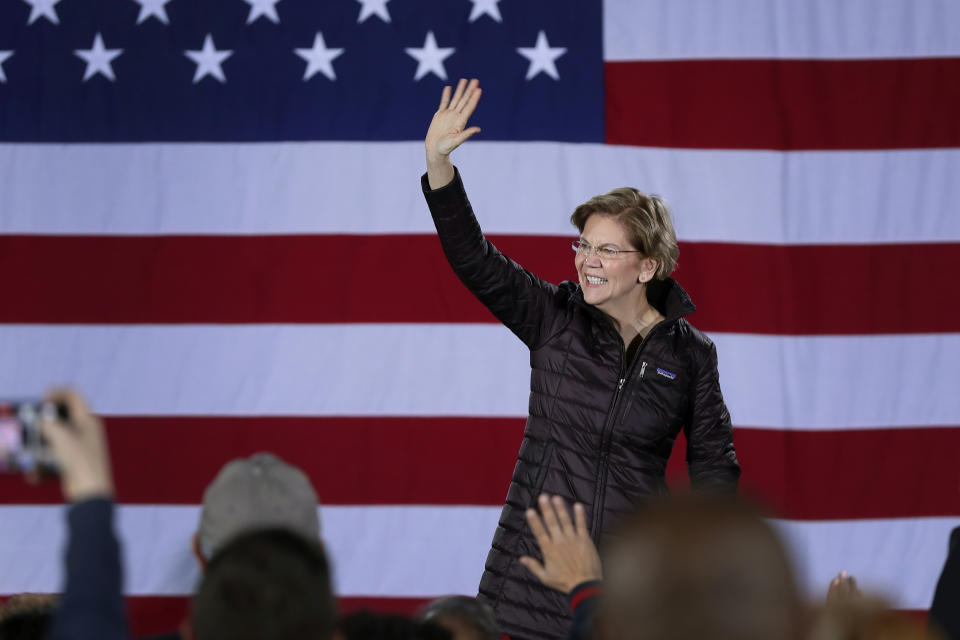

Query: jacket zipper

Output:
[589, 326, 660, 540]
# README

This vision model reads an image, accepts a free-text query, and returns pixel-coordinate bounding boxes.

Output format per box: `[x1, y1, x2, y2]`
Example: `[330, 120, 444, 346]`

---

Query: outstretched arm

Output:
[421, 80, 567, 349]
[425, 78, 482, 189]
[41, 390, 128, 640]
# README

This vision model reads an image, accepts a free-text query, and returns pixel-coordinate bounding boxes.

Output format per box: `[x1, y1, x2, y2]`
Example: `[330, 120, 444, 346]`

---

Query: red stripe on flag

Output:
[667, 427, 960, 520]
[1, 235, 957, 334]
[1, 417, 957, 519]
[605, 58, 960, 150]
[0, 417, 524, 506]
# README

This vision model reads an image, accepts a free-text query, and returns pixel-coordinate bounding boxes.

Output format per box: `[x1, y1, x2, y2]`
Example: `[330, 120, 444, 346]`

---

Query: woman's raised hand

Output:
[425, 78, 482, 189]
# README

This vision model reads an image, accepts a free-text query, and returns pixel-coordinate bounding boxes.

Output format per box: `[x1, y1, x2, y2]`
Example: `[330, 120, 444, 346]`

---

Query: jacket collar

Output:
[571, 277, 697, 324]
[645, 277, 697, 322]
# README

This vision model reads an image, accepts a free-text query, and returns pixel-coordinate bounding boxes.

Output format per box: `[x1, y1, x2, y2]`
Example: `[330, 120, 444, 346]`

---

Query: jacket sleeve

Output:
[564, 581, 602, 640]
[684, 341, 741, 493]
[422, 168, 567, 349]
[48, 498, 129, 640]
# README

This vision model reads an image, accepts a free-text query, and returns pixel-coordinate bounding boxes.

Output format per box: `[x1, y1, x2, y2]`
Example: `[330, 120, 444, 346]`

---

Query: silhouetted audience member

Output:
[191, 527, 337, 640]
[145, 451, 323, 639]
[0, 594, 57, 640]
[929, 526, 960, 640]
[339, 611, 451, 640]
[419, 596, 499, 640]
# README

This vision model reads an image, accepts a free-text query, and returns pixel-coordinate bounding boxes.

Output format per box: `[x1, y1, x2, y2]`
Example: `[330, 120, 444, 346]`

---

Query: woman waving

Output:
[422, 78, 740, 640]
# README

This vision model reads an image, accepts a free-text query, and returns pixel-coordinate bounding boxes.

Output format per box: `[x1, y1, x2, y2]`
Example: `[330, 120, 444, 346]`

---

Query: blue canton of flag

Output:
[0, 0, 604, 142]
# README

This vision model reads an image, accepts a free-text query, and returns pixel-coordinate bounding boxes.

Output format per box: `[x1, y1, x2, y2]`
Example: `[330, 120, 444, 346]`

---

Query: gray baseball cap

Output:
[197, 452, 320, 558]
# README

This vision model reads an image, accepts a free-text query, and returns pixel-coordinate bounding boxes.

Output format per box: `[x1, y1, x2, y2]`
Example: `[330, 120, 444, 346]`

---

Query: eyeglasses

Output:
[572, 240, 643, 260]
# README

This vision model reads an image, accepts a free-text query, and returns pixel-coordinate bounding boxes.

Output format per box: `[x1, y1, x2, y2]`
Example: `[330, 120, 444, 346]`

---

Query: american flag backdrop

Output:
[1, 0, 959, 634]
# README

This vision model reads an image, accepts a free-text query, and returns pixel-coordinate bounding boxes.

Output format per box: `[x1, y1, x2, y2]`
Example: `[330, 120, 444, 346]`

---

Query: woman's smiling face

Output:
[575, 214, 651, 312]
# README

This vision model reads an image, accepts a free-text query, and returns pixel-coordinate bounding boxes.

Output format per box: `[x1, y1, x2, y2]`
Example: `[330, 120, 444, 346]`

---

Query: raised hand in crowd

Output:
[37, 389, 127, 640]
[519, 494, 602, 595]
[826, 570, 861, 605]
[39, 389, 113, 502]
[424, 78, 482, 189]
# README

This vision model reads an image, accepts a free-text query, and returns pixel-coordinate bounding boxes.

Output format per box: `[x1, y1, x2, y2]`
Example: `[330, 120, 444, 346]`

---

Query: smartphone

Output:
[0, 401, 62, 474]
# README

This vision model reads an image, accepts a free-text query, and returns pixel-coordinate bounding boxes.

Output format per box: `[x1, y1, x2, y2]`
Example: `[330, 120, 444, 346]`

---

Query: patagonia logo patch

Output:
[656, 368, 677, 380]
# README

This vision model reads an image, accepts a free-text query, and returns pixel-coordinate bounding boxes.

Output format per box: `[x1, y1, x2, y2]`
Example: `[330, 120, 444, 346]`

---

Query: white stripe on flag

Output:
[1, 325, 958, 429]
[3, 143, 959, 244]
[0, 504, 952, 609]
[0, 505, 496, 597]
[603, 0, 960, 60]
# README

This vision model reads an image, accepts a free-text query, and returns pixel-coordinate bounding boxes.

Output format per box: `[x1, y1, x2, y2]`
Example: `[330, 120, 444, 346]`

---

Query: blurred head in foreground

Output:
[191, 528, 336, 640]
[597, 496, 804, 640]
[0, 594, 57, 640]
[419, 596, 499, 640]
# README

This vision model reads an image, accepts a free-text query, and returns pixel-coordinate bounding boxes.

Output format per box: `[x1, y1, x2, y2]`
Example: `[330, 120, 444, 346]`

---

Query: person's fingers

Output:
[437, 85, 452, 111]
[451, 127, 481, 148]
[525, 507, 551, 546]
[45, 388, 91, 424]
[573, 502, 588, 536]
[518, 556, 547, 582]
[552, 495, 575, 534]
[449, 78, 467, 110]
[460, 86, 482, 121]
[38, 409, 72, 460]
[455, 78, 479, 111]
[457, 78, 480, 111]
[539, 494, 563, 537]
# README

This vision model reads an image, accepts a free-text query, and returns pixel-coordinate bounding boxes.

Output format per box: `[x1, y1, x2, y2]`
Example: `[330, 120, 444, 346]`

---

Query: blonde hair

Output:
[570, 187, 679, 280]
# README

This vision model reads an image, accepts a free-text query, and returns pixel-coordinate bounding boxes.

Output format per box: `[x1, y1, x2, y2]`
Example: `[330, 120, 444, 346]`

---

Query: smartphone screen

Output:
[0, 401, 58, 474]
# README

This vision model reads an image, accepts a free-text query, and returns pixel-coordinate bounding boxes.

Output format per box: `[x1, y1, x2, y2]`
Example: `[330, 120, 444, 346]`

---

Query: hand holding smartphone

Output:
[38, 390, 114, 501]
[1, 391, 113, 502]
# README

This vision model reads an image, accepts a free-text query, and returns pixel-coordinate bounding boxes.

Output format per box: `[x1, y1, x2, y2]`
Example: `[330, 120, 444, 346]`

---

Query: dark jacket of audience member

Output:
[47, 499, 127, 640]
[565, 581, 602, 640]
[929, 526, 960, 640]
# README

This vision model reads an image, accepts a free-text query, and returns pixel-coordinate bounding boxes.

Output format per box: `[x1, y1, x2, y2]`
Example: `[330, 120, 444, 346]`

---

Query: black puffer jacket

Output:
[422, 169, 740, 640]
